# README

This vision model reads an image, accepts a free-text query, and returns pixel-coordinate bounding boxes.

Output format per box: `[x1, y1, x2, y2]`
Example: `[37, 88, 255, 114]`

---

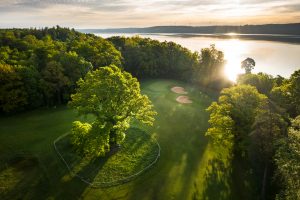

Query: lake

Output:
[94, 33, 300, 81]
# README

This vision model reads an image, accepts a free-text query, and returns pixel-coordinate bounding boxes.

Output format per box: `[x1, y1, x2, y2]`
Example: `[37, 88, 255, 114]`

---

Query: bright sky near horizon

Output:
[0, 0, 300, 28]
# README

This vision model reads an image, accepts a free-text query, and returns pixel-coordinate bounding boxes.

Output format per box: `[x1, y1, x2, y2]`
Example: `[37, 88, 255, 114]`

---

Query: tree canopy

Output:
[241, 57, 255, 74]
[108, 37, 231, 90]
[206, 85, 267, 151]
[237, 72, 275, 96]
[0, 28, 232, 113]
[195, 44, 227, 89]
[69, 65, 157, 157]
[206, 70, 300, 199]
[271, 69, 300, 117]
[0, 63, 27, 112]
[0, 27, 121, 113]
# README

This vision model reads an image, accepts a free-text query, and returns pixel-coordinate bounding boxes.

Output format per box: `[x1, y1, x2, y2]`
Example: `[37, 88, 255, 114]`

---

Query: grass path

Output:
[0, 79, 256, 200]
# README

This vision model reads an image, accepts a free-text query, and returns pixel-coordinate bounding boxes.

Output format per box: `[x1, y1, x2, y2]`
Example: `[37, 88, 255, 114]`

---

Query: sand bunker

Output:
[176, 96, 193, 104]
[171, 86, 192, 104]
[171, 86, 188, 94]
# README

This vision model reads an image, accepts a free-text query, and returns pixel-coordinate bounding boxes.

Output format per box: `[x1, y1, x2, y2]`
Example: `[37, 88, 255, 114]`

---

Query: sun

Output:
[222, 39, 245, 82]
[224, 57, 243, 82]
[226, 32, 238, 36]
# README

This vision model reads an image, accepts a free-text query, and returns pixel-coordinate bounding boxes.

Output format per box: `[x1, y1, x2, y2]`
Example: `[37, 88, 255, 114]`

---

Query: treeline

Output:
[0, 26, 121, 113]
[82, 23, 300, 35]
[206, 71, 300, 199]
[108, 36, 230, 88]
[0, 27, 230, 114]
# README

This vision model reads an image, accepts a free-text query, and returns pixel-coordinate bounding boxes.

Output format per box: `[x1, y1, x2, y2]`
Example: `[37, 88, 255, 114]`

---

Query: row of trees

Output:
[206, 68, 300, 199]
[0, 26, 121, 113]
[108, 36, 231, 90]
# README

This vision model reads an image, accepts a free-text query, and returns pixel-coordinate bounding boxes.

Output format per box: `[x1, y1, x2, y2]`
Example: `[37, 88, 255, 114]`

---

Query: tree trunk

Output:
[109, 130, 117, 147]
[261, 163, 268, 200]
[56, 90, 61, 105]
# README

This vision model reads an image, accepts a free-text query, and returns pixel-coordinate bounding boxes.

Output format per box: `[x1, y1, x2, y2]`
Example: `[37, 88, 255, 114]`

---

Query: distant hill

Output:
[79, 23, 300, 35]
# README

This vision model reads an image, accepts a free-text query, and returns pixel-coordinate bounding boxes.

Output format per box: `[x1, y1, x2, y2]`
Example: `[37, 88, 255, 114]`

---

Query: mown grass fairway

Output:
[0, 79, 254, 200]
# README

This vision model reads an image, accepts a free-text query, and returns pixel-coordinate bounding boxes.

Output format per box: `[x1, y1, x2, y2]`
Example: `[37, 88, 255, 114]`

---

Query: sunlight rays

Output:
[222, 39, 245, 82]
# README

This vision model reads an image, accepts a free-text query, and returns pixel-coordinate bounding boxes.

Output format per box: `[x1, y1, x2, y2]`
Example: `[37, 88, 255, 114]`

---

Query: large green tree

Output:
[206, 85, 267, 152]
[69, 65, 157, 157]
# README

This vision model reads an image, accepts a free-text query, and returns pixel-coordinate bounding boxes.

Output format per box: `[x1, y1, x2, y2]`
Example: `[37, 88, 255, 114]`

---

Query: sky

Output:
[0, 0, 300, 28]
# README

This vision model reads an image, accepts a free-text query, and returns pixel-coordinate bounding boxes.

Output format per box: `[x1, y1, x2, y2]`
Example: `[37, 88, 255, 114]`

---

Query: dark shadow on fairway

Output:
[199, 152, 260, 200]
[127, 145, 210, 200]
[51, 127, 160, 199]
[124, 131, 209, 200]
[54, 136, 110, 186]
[0, 153, 51, 200]
[0, 153, 93, 200]
[60, 157, 107, 198]
[230, 156, 260, 200]
[198, 156, 233, 200]
[45, 150, 108, 199]
[74, 156, 110, 184]
[0, 152, 104, 200]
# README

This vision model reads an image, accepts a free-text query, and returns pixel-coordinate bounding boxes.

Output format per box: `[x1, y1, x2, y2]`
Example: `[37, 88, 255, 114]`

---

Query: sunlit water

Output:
[95, 33, 300, 81]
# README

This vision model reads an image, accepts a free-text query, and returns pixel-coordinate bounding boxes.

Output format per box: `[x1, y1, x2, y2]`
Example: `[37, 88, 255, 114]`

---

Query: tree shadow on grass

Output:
[230, 156, 260, 200]
[121, 102, 212, 199]
[198, 152, 260, 200]
[55, 156, 109, 199]
[123, 133, 209, 200]
[0, 148, 108, 200]
[52, 127, 159, 198]
[0, 153, 52, 200]
[42, 145, 111, 199]
[196, 156, 233, 200]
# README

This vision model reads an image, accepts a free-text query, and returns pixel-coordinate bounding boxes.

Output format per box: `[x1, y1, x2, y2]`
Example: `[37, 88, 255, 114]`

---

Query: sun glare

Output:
[225, 56, 243, 82]
[222, 39, 245, 82]
[226, 32, 238, 36]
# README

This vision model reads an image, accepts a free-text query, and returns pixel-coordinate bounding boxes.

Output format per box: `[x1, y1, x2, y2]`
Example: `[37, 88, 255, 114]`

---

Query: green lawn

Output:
[0, 79, 256, 200]
[55, 127, 160, 187]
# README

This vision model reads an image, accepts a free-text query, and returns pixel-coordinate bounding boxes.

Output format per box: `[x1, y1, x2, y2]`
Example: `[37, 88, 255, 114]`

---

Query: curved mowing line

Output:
[53, 132, 161, 188]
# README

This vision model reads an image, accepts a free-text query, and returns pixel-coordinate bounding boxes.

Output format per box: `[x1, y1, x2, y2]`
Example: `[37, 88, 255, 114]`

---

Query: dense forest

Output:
[207, 71, 300, 200]
[108, 36, 230, 88]
[0, 26, 229, 113]
[0, 26, 121, 112]
[0, 27, 299, 199]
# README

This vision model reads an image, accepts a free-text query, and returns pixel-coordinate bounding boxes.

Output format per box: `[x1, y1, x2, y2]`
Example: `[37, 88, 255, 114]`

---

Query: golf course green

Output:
[0, 79, 254, 200]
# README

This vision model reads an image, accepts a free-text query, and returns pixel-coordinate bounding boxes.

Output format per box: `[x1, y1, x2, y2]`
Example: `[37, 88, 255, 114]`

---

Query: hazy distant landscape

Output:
[80, 24, 300, 43]
[80, 23, 300, 34]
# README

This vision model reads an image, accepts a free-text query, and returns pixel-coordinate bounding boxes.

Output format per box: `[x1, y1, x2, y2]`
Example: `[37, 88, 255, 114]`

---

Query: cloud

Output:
[0, 0, 299, 28]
